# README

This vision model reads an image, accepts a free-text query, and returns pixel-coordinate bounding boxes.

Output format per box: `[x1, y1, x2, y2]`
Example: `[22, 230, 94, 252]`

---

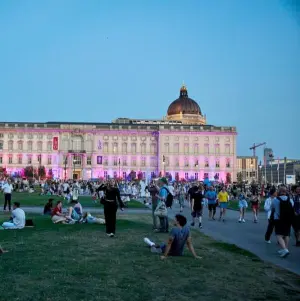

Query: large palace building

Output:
[0, 85, 237, 181]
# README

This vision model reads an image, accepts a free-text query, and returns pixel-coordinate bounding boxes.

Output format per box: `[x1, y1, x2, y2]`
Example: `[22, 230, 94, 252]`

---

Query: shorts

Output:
[274, 220, 291, 237]
[71, 210, 81, 221]
[191, 210, 202, 218]
[219, 203, 228, 209]
[238, 200, 248, 209]
[208, 204, 217, 211]
[251, 205, 259, 210]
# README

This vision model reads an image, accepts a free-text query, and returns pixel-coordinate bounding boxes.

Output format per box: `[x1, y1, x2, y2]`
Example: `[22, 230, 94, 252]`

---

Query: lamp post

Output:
[269, 153, 274, 185]
[73, 155, 76, 180]
[38, 154, 41, 182]
[259, 161, 262, 184]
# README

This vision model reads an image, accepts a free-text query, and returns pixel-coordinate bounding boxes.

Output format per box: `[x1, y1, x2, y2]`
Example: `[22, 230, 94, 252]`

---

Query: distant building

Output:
[262, 160, 300, 184]
[0, 85, 237, 181]
[264, 148, 273, 164]
[237, 156, 258, 183]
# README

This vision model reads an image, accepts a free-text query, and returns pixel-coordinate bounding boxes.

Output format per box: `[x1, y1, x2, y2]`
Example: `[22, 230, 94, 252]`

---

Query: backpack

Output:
[278, 196, 294, 222]
[163, 187, 174, 208]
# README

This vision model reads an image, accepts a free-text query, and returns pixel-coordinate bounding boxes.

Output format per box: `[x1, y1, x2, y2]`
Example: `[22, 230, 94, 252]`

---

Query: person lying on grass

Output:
[80, 212, 105, 224]
[144, 214, 201, 260]
[0, 245, 8, 254]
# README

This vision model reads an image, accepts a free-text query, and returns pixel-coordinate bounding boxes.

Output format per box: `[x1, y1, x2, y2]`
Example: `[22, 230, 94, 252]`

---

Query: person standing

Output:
[264, 188, 277, 243]
[156, 178, 169, 233]
[238, 193, 248, 223]
[98, 180, 124, 237]
[2, 179, 13, 211]
[250, 195, 260, 223]
[217, 186, 229, 222]
[147, 181, 159, 230]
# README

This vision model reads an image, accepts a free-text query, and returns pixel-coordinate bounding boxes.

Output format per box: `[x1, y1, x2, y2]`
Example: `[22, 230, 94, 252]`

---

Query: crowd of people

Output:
[0, 176, 299, 260]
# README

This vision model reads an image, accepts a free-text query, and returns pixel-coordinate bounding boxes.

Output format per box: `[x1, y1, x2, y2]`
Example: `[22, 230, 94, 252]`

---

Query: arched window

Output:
[194, 144, 199, 154]
[122, 143, 127, 153]
[37, 141, 43, 151]
[141, 143, 146, 154]
[113, 143, 118, 154]
[150, 143, 156, 154]
[72, 136, 83, 151]
[8, 140, 13, 151]
[27, 141, 33, 151]
[131, 143, 136, 154]
[18, 140, 23, 151]
[104, 142, 109, 153]
[47, 141, 52, 151]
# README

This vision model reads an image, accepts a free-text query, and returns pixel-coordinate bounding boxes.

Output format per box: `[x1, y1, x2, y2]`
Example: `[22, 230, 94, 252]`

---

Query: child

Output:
[81, 212, 105, 224]
[238, 194, 248, 223]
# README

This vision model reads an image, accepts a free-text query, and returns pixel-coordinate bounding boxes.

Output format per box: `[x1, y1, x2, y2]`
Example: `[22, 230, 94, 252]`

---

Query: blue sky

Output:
[0, 0, 299, 159]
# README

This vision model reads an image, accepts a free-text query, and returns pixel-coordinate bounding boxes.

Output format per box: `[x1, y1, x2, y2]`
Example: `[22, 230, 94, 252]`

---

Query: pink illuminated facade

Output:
[0, 86, 237, 182]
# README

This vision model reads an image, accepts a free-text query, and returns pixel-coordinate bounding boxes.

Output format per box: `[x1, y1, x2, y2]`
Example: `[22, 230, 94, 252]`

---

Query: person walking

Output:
[250, 195, 261, 223]
[191, 185, 204, 228]
[205, 186, 217, 220]
[156, 178, 170, 233]
[272, 187, 294, 258]
[291, 185, 300, 247]
[217, 186, 229, 222]
[238, 193, 248, 223]
[2, 179, 13, 211]
[264, 188, 277, 243]
[98, 180, 124, 237]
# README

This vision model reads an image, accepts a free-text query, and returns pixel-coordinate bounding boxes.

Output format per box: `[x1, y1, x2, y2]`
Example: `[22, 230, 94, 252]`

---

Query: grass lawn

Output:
[0, 192, 146, 208]
[0, 214, 299, 301]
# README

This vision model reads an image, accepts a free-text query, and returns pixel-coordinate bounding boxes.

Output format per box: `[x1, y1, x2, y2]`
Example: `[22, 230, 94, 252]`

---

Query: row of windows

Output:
[103, 142, 157, 154]
[0, 155, 52, 165]
[0, 140, 53, 151]
[164, 143, 231, 154]
[0, 133, 52, 139]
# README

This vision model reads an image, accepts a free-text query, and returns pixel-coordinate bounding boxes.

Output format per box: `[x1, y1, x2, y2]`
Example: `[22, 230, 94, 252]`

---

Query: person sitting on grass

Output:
[81, 212, 105, 224]
[2, 202, 26, 230]
[65, 200, 83, 222]
[143, 214, 201, 260]
[51, 201, 67, 224]
[43, 198, 54, 215]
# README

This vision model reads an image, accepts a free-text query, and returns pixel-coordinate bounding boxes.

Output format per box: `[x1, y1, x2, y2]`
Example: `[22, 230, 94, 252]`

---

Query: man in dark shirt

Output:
[191, 186, 204, 228]
[143, 214, 201, 260]
[292, 186, 300, 246]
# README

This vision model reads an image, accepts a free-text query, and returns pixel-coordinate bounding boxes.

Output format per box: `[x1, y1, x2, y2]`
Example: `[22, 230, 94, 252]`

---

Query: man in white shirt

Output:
[2, 179, 13, 211]
[2, 202, 26, 229]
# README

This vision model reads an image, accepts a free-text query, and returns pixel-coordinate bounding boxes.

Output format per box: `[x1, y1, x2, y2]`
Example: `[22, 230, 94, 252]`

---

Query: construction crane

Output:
[249, 142, 266, 157]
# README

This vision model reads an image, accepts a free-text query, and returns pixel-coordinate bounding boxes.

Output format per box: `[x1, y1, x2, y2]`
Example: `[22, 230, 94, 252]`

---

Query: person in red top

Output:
[51, 201, 67, 224]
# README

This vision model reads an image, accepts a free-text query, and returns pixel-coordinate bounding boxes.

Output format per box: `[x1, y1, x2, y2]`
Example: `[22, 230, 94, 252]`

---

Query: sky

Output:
[0, 0, 299, 159]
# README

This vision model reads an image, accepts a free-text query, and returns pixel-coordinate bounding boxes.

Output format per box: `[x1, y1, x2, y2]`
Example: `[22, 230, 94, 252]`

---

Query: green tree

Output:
[237, 172, 243, 185]
[38, 166, 46, 179]
[24, 166, 34, 178]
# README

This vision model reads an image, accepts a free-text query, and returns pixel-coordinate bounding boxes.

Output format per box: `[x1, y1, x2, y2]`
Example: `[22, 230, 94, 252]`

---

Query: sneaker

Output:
[151, 246, 162, 254]
[277, 249, 285, 254]
[242, 219, 246, 223]
[199, 224, 203, 229]
[280, 249, 290, 258]
[238, 219, 242, 223]
[109, 233, 115, 237]
[254, 220, 258, 223]
[265, 240, 271, 244]
[191, 222, 195, 227]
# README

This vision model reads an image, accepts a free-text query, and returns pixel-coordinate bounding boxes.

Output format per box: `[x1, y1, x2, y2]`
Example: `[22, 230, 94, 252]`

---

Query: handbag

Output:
[154, 201, 168, 217]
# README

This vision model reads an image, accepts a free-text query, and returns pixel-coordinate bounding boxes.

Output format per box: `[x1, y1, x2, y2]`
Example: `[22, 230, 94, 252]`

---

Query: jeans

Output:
[159, 216, 169, 232]
[152, 202, 158, 229]
[104, 202, 118, 234]
[2, 222, 18, 229]
[4, 193, 11, 211]
[265, 219, 275, 241]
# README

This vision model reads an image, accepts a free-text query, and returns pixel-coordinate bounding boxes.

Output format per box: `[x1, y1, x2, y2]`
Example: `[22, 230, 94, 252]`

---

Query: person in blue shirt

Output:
[205, 186, 217, 220]
[144, 214, 201, 260]
[155, 177, 169, 232]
